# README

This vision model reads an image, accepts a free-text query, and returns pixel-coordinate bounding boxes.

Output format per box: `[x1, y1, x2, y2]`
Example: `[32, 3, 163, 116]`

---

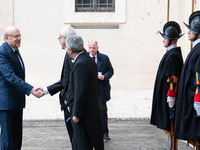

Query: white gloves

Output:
[167, 96, 175, 108]
[194, 102, 200, 116]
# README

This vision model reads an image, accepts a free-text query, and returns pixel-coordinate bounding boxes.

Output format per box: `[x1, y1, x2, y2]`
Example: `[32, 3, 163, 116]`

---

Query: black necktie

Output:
[93, 56, 95, 62]
[15, 49, 19, 55]
[15, 49, 24, 69]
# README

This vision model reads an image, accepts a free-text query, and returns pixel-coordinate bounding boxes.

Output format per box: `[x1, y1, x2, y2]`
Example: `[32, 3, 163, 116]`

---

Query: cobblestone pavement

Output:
[1, 119, 193, 150]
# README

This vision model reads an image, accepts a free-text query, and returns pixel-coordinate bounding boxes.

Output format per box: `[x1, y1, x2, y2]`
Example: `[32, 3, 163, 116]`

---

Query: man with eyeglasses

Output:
[39, 26, 76, 148]
[88, 40, 114, 141]
[0, 26, 43, 150]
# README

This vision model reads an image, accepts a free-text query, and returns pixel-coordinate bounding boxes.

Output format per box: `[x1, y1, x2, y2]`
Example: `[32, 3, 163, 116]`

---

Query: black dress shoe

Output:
[103, 134, 111, 141]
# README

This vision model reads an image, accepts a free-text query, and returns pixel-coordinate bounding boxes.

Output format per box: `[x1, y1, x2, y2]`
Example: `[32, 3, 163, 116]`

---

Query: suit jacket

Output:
[97, 51, 114, 102]
[47, 52, 73, 110]
[66, 50, 103, 149]
[0, 42, 33, 110]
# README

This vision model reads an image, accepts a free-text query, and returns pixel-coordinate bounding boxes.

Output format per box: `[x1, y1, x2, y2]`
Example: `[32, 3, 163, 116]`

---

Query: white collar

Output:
[89, 53, 97, 58]
[192, 39, 200, 47]
[72, 51, 84, 63]
[166, 44, 177, 51]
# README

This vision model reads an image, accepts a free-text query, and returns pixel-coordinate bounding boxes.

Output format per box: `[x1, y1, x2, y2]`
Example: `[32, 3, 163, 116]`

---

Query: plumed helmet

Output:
[184, 11, 200, 34]
[159, 21, 184, 40]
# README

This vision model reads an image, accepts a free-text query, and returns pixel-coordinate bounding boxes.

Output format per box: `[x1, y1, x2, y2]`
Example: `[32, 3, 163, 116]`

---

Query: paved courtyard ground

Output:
[13, 119, 193, 150]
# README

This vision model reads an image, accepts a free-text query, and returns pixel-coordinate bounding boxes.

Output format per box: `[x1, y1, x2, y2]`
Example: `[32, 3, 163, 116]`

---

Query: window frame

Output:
[64, 0, 126, 26]
[75, 0, 115, 12]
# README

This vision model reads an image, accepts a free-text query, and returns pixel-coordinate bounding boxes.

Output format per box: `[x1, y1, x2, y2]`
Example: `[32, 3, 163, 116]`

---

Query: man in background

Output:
[88, 40, 114, 141]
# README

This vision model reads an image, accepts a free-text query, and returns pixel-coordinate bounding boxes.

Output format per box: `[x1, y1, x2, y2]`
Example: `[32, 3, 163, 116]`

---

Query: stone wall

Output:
[0, 0, 195, 120]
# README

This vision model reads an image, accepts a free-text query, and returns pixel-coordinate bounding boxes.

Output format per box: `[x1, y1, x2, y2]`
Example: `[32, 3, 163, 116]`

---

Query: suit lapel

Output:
[4, 43, 25, 74]
[61, 52, 72, 88]
[60, 55, 66, 79]
[97, 52, 102, 71]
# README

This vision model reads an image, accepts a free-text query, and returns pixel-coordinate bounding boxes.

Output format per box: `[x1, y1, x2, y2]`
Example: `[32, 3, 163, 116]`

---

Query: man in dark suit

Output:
[88, 40, 114, 141]
[65, 35, 104, 150]
[0, 26, 43, 150]
[41, 26, 76, 147]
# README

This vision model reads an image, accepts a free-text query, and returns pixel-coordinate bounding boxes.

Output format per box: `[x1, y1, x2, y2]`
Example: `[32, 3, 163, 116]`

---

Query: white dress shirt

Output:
[89, 53, 97, 63]
[193, 38, 200, 47]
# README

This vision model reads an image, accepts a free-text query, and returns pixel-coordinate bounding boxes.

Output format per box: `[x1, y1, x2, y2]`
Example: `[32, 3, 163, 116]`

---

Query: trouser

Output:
[71, 118, 104, 150]
[64, 108, 76, 149]
[98, 101, 109, 135]
[165, 120, 178, 150]
[64, 109, 73, 142]
[0, 110, 23, 150]
[71, 119, 93, 150]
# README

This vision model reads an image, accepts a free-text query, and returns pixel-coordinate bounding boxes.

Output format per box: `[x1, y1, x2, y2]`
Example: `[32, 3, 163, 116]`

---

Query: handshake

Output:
[31, 87, 45, 98]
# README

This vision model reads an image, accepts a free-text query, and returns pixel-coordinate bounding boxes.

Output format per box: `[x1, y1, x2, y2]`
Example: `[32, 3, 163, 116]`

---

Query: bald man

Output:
[40, 26, 76, 148]
[0, 26, 43, 150]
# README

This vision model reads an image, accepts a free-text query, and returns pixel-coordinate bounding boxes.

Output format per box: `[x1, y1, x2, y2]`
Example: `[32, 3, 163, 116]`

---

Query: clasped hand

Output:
[194, 102, 200, 116]
[31, 87, 44, 98]
[167, 96, 175, 108]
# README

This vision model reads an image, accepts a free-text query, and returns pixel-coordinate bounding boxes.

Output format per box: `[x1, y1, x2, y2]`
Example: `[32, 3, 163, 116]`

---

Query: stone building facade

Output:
[0, 0, 198, 120]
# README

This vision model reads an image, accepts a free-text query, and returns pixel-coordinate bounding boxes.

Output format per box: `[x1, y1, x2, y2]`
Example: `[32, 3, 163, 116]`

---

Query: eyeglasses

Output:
[7, 34, 22, 38]
[58, 36, 64, 41]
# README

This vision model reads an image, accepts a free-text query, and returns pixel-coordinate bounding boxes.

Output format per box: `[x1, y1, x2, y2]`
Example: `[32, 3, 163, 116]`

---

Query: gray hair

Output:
[66, 35, 84, 53]
[61, 26, 76, 38]
[3, 26, 17, 41]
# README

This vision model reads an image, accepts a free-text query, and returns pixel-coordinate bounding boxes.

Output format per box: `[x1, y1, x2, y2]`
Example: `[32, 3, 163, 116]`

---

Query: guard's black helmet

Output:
[184, 11, 200, 34]
[159, 21, 184, 40]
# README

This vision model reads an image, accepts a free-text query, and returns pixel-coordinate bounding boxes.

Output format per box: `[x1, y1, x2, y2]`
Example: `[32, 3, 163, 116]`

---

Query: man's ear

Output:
[68, 48, 73, 54]
[5, 35, 8, 41]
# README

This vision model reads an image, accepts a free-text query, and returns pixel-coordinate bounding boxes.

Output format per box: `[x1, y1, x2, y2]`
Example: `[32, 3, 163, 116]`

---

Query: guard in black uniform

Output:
[175, 11, 200, 150]
[150, 21, 184, 150]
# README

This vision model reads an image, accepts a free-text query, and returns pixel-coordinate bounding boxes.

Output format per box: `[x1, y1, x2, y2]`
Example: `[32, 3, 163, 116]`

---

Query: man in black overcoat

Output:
[174, 11, 200, 149]
[88, 40, 114, 141]
[150, 21, 184, 150]
[65, 35, 104, 150]
[40, 26, 76, 148]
